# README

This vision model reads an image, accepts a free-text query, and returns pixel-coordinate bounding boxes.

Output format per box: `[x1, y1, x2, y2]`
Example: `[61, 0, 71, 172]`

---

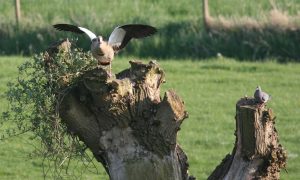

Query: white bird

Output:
[254, 86, 271, 106]
[53, 23, 157, 74]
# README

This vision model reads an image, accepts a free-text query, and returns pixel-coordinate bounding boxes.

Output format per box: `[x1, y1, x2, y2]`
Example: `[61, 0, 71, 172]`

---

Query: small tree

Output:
[1, 40, 102, 178]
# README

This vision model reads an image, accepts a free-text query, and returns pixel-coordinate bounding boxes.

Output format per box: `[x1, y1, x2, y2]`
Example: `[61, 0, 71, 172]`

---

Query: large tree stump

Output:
[59, 60, 193, 180]
[208, 97, 287, 180]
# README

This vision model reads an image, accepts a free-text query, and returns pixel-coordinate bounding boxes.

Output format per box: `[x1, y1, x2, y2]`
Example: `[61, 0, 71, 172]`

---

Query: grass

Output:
[1, 0, 300, 60]
[0, 56, 299, 179]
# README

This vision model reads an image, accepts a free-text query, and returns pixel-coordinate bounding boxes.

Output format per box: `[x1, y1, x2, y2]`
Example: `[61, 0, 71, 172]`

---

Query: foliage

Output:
[1, 49, 100, 178]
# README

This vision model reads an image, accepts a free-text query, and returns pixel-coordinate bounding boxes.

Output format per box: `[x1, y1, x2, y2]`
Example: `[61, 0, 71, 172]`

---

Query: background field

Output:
[1, 0, 300, 179]
[1, 0, 300, 59]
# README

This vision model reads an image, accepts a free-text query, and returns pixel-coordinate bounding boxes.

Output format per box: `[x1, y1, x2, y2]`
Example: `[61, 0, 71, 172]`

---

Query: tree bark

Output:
[208, 97, 287, 180]
[59, 60, 194, 180]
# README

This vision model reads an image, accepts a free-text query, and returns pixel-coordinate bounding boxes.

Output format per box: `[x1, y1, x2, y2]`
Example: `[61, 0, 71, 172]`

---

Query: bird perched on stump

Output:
[53, 23, 157, 75]
[254, 86, 271, 107]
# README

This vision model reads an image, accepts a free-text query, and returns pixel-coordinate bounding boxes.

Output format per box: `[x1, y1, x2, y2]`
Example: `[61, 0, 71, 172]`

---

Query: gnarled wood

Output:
[59, 60, 193, 180]
[208, 97, 287, 180]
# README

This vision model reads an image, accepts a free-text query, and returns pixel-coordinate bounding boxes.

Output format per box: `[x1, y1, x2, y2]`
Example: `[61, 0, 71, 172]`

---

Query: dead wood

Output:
[59, 59, 193, 180]
[208, 97, 287, 180]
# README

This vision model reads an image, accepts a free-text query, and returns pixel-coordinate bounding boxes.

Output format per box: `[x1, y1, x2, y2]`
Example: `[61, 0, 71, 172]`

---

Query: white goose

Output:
[53, 23, 157, 74]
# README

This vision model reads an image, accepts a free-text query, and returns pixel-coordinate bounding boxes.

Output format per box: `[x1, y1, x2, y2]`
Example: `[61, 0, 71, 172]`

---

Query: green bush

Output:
[1, 49, 100, 178]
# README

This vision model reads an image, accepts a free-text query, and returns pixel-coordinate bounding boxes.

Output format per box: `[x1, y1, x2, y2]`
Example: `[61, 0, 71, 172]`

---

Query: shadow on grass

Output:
[1, 21, 300, 62]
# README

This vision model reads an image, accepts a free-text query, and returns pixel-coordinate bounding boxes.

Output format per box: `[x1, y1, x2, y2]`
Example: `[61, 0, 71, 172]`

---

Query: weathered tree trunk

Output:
[59, 60, 194, 180]
[208, 97, 287, 180]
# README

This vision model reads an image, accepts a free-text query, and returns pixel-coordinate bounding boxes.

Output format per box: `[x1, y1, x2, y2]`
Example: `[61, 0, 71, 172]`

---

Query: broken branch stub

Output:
[208, 97, 287, 180]
[59, 60, 193, 180]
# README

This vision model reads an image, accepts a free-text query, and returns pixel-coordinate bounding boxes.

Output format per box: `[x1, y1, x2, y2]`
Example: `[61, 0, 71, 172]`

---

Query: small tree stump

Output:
[59, 60, 194, 180]
[208, 97, 287, 180]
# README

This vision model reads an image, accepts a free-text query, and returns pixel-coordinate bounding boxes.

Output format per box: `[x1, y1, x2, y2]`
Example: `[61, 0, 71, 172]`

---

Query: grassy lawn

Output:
[1, 0, 299, 24]
[0, 56, 299, 179]
[1, 0, 300, 59]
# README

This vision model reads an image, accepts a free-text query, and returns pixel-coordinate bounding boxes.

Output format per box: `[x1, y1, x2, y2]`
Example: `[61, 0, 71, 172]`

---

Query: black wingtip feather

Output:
[53, 24, 85, 34]
[119, 24, 158, 38]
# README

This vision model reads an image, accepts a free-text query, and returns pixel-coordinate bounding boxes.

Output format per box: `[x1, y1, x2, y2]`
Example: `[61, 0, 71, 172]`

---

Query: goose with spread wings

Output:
[53, 23, 157, 73]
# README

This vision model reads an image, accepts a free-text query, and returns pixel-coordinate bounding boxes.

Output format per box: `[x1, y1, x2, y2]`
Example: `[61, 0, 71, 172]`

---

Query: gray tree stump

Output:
[208, 97, 287, 180]
[59, 60, 194, 180]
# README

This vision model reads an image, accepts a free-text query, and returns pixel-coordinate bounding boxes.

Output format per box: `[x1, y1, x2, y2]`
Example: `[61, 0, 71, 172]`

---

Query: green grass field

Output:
[1, 0, 299, 24]
[1, 0, 300, 60]
[0, 56, 299, 179]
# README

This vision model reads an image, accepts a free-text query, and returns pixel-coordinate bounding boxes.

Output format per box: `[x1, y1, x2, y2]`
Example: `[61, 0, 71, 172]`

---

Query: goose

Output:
[53, 23, 157, 75]
[254, 86, 271, 106]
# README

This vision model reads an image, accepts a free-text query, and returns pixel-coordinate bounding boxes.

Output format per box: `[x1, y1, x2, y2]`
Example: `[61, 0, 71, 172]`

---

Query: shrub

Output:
[1, 48, 100, 178]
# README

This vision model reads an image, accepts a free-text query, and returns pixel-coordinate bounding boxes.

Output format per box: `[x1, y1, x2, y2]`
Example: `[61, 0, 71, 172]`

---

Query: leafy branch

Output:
[1, 47, 100, 178]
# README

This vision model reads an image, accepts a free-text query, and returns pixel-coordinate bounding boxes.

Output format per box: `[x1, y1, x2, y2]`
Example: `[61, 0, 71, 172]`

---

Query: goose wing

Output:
[53, 24, 97, 41]
[108, 24, 157, 52]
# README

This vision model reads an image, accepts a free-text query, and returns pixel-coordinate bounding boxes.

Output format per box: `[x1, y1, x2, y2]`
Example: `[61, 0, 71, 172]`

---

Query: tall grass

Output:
[202, 0, 300, 61]
[1, 0, 300, 60]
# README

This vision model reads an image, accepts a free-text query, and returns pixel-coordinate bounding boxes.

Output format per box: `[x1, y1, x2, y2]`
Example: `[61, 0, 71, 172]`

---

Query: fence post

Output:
[15, 0, 21, 26]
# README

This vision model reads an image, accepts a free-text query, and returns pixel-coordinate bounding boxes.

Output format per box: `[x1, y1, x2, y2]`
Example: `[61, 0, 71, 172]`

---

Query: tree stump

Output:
[59, 60, 194, 180]
[208, 97, 287, 180]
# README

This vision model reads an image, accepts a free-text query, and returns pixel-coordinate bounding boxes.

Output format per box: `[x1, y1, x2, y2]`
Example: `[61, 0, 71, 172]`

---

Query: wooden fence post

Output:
[15, 0, 21, 25]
